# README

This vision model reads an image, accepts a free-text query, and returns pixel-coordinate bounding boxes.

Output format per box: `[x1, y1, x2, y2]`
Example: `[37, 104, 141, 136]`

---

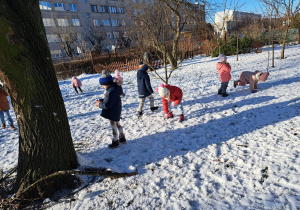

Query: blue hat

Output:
[99, 70, 113, 85]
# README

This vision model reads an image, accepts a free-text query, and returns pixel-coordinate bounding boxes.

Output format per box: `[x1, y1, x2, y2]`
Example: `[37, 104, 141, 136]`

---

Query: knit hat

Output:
[99, 70, 113, 85]
[114, 69, 123, 82]
[218, 54, 227, 62]
[259, 72, 269, 82]
[156, 84, 170, 98]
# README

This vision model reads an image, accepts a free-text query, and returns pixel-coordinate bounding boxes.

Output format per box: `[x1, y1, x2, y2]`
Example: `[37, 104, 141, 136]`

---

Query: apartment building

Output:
[39, 0, 128, 59]
[214, 10, 261, 36]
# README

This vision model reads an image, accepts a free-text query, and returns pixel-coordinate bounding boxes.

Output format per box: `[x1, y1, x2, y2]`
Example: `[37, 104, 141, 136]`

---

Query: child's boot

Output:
[108, 140, 120, 149]
[150, 106, 158, 112]
[10, 125, 16, 130]
[137, 111, 143, 117]
[222, 93, 229, 97]
[119, 135, 127, 144]
[233, 81, 238, 88]
[1, 123, 5, 128]
[179, 114, 184, 122]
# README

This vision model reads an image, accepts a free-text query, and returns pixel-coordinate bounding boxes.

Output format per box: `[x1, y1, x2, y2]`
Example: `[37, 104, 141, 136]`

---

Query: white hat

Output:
[156, 84, 170, 98]
[218, 54, 227, 62]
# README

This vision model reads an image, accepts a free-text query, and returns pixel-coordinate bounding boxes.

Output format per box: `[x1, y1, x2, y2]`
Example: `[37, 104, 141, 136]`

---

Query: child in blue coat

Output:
[136, 62, 158, 116]
[95, 70, 126, 148]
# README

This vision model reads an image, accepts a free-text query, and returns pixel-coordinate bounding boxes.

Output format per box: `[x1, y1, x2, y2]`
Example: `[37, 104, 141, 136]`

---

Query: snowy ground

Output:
[1, 45, 300, 209]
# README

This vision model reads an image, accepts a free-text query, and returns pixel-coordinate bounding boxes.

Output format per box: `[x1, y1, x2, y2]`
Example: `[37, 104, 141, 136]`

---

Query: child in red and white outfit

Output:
[156, 84, 184, 122]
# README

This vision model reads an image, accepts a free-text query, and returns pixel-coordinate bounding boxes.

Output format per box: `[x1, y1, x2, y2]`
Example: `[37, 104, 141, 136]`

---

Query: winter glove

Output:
[251, 90, 257, 93]
[164, 112, 173, 119]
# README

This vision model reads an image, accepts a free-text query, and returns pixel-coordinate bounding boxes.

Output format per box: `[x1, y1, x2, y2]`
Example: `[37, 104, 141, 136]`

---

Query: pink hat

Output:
[259, 72, 269, 82]
[156, 84, 170, 98]
[218, 54, 227, 62]
[114, 70, 123, 82]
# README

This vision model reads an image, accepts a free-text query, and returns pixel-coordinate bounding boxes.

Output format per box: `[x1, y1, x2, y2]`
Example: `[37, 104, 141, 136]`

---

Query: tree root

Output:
[0, 168, 138, 209]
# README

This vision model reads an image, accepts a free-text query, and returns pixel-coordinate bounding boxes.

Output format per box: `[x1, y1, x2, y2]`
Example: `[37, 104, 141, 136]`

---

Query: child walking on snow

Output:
[233, 71, 269, 93]
[71, 76, 83, 94]
[95, 70, 126, 149]
[156, 84, 184, 122]
[137, 62, 158, 117]
[216, 54, 231, 97]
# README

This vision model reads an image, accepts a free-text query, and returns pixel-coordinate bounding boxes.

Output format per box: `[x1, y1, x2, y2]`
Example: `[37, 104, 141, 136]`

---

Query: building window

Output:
[119, 8, 124, 14]
[91, 5, 98, 12]
[69, 4, 77, 12]
[57, 18, 69, 26]
[106, 32, 112, 39]
[111, 19, 119, 26]
[99, 6, 108, 13]
[51, 50, 63, 58]
[54, 2, 66, 11]
[42, 18, 55, 26]
[86, 13, 90, 18]
[46, 34, 59, 42]
[93, 19, 100, 26]
[39, 1, 51, 10]
[72, 19, 80, 26]
[103, 19, 110, 26]
[110, 6, 117, 13]
[113, 32, 119, 38]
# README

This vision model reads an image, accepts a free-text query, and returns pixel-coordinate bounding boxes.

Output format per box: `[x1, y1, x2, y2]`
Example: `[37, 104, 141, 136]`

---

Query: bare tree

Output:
[0, 0, 78, 199]
[125, 0, 204, 84]
[261, 0, 300, 59]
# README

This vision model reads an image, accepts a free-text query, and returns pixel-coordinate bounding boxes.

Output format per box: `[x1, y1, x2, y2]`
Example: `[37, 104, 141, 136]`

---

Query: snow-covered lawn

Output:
[1, 45, 300, 209]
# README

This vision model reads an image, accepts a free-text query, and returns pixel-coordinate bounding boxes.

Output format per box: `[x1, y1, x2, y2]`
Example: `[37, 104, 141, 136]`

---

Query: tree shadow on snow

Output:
[82, 97, 300, 175]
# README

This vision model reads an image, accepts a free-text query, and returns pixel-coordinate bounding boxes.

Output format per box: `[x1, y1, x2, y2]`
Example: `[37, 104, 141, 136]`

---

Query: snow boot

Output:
[222, 93, 229, 97]
[217, 91, 222, 95]
[10, 125, 16, 130]
[108, 140, 120, 149]
[119, 136, 127, 144]
[1, 123, 5, 128]
[150, 106, 158, 112]
[137, 111, 143, 117]
[179, 114, 184, 122]
[233, 81, 238, 88]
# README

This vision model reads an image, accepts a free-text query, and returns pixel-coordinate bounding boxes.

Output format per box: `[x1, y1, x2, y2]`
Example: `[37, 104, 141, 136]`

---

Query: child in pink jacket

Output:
[71, 76, 83, 94]
[233, 71, 269, 93]
[216, 54, 231, 97]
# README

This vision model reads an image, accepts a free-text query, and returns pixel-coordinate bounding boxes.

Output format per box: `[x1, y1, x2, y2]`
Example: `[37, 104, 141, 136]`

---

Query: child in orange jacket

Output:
[216, 54, 231, 97]
[156, 84, 184, 122]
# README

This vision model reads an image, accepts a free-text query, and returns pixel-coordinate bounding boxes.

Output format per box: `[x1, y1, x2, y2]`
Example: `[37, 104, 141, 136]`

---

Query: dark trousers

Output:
[74, 86, 83, 94]
[218, 81, 229, 94]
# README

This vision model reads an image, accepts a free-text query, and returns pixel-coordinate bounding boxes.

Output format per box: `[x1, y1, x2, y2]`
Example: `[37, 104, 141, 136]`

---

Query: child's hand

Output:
[95, 100, 102, 107]
[171, 102, 176, 107]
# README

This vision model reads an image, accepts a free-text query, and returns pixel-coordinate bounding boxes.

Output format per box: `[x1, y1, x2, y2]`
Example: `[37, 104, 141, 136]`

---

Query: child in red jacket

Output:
[156, 84, 184, 122]
[216, 54, 231, 97]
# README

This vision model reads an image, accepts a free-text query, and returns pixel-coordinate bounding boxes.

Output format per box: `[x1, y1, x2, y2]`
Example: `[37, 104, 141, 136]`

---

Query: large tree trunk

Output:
[0, 0, 78, 195]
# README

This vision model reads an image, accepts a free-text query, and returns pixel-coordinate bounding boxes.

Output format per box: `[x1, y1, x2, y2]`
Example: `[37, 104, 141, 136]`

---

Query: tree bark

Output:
[0, 0, 78, 195]
[281, 27, 289, 59]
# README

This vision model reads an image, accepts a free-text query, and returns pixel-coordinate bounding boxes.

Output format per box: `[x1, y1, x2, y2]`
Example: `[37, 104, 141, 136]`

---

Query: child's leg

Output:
[73, 86, 79, 94]
[147, 95, 154, 108]
[4, 110, 13, 126]
[218, 84, 222, 94]
[137, 97, 146, 112]
[115, 121, 125, 138]
[110, 121, 119, 142]
[78, 87, 83, 93]
[0, 111, 5, 125]
[221, 81, 229, 94]
[176, 103, 184, 115]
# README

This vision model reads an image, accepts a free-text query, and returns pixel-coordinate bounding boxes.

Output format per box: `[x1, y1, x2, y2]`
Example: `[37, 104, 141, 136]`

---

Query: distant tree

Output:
[261, 0, 300, 59]
[0, 0, 78, 199]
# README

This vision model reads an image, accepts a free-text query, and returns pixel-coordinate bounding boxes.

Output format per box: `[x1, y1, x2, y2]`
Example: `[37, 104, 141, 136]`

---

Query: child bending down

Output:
[233, 71, 269, 93]
[156, 84, 184, 122]
[95, 70, 126, 149]
[71, 76, 83, 94]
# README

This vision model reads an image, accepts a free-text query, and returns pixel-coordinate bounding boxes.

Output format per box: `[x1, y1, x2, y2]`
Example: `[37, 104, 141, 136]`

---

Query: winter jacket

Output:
[0, 89, 10, 111]
[216, 62, 231, 82]
[238, 71, 261, 92]
[137, 65, 154, 98]
[71, 76, 82, 87]
[161, 85, 183, 114]
[99, 83, 124, 121]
